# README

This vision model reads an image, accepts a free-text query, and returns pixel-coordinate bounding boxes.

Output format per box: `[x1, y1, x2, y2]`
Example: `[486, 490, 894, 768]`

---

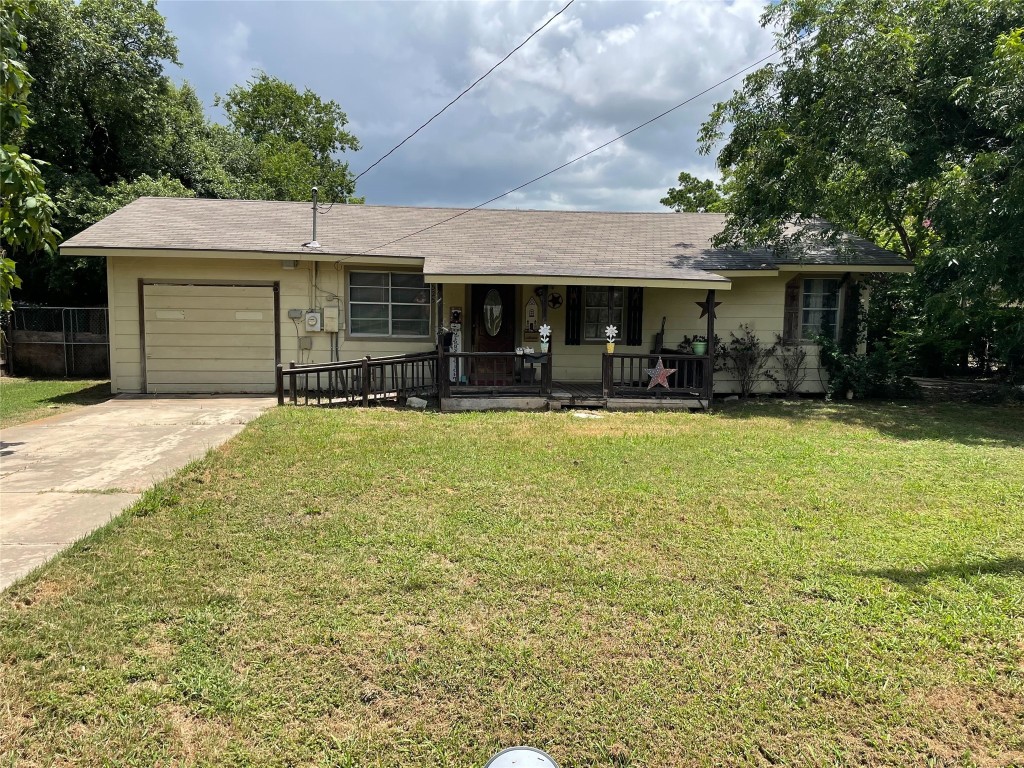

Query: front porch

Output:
[439, 346, 713, 411]
[278, 277, 722, 412]
[278, 349, 713, 412]
[422, 276, 724, 412]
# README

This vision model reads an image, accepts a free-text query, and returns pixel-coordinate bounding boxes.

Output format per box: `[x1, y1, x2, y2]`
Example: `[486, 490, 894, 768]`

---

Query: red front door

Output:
[471, 285, 516, 384]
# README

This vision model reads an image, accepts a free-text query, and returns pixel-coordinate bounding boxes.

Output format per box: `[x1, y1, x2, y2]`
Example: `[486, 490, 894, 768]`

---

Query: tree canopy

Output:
[660, 171, 728, 213]
[11, 0, 362, 305]
[0, 0, 58, 311]
[699, 0, 1024, 376]
[217, 73, 360, 204]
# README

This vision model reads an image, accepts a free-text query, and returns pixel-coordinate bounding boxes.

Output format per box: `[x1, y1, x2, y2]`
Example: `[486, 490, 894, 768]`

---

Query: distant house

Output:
[60, 197, 912, 407]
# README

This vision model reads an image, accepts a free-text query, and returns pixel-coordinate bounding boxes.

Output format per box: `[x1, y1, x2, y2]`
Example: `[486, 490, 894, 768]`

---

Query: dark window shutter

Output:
[565, 286, 582, 346]
[840, 279, 861, 352]
[783, 277, 801, 343]
[625, 287, 644, 346]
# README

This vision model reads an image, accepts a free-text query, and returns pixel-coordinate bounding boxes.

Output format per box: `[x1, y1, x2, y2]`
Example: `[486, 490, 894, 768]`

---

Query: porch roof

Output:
[60, 198, 912, 281]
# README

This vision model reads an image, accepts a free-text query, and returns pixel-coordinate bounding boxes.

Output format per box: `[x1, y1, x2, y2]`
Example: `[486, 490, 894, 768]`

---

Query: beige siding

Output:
[515, 276, 830, 394]
[107, 254, 851, 396]
[108, 255, 436, 394]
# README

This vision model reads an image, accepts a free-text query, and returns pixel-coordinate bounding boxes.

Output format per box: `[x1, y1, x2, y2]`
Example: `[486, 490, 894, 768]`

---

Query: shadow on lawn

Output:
[42, 382, 112, 407]
[715, 399, 1024, 447]
[857, 557, 1024, 585]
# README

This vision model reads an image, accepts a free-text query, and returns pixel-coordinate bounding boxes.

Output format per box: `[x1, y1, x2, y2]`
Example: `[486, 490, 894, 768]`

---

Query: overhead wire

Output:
[317, 0, 576, 214]
[356, 44, 792, 256]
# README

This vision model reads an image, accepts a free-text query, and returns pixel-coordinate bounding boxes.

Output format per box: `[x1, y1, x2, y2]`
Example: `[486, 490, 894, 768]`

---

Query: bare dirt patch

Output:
[904, 685, 1024, 767]
[160, 702, 234, 762]
[9, 573, 96, 609]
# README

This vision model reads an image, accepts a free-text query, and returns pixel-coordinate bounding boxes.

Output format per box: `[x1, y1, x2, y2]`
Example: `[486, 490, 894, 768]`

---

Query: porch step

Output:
[441, 397, 550, 412]
[441, 395, 707, 412]
[605, 398, 707, 411]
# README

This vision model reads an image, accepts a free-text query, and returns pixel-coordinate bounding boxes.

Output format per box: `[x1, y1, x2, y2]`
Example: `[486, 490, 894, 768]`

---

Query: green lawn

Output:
[1, 402, 1022, 766]
[0, 377, 110, 428]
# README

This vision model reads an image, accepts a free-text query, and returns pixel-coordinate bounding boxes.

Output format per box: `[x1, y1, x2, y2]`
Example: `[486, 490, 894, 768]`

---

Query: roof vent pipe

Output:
[304, 187, 321, 249]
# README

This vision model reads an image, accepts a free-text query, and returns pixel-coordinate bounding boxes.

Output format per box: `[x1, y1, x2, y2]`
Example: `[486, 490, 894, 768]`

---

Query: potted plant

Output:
[691, 335, 708, 356]
[605, 325, 618, 354]
[539, 323, 551, 354]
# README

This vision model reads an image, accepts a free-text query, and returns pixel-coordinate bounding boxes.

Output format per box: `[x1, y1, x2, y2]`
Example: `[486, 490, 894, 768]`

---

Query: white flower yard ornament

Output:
[605, 325, 618, 343]
[539, 323, 552, 342]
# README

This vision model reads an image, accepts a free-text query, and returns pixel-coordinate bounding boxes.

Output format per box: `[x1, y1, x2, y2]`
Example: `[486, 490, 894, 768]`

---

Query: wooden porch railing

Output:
[277, 351, 438, 406]
[439, 350, 552, 398]
[601, 352, 711, 401]
[277, 348, 551, 407]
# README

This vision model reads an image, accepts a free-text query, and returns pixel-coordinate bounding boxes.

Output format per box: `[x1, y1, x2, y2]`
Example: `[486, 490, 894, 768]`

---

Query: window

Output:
[349, 272, 431, 337]
[801, 278, 841, 341]
[583, 286, 625, 341]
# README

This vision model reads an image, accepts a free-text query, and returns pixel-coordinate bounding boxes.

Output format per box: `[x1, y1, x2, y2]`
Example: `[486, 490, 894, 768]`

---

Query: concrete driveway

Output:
[0, 395, 274, 590]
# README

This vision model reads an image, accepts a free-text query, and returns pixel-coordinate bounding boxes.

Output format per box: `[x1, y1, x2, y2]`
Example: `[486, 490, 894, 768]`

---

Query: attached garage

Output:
[141, 282, 280, 394]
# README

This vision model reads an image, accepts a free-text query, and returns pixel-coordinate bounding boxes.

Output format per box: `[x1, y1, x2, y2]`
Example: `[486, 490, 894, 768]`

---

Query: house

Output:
[59, 197, 913, 409]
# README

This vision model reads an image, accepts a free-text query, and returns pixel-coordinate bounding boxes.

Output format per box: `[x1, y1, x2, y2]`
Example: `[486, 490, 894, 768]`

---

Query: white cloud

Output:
[161, 0, 774, 211]
[220, 20, 260, 83]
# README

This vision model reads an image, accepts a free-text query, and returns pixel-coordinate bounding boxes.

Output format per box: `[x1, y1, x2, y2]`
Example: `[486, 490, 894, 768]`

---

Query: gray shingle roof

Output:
[60, 197, 911, 282]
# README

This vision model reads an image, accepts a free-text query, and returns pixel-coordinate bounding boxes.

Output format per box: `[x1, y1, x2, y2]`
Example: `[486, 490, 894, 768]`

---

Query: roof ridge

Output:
[128, 196, 719, 216]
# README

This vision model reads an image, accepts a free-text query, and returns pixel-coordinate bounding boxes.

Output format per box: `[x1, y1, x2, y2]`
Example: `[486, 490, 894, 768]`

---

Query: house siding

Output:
[514, 276, 830, 394]
[107, 254, 850, 396]
[107, 255, 437, 394]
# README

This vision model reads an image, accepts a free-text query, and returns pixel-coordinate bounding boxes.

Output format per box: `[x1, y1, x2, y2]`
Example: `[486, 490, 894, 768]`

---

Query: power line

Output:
[352, 0, 576, 186]
[358, 45, 788, 256]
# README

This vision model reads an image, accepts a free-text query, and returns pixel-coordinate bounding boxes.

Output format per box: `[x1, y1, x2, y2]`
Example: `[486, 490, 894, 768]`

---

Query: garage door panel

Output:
[143, 284, 276, 394]
[145, 345, 276, 360]
[146, 308, 272, 323]
[146, 320, 274, 336]
[143, 295, 276, 311]
[146, 358, 274, 372]
[143, 370, 276, 385]
[144, 334, 275, 350]
[140, 382, 271, 394]
[146, 284, 273, 301]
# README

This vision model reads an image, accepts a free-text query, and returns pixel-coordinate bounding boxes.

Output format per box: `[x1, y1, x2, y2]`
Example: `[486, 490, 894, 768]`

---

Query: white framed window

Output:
[801, 278, 841, 341]
[583, 286, 625, 341]
[348, 271, 431, 338]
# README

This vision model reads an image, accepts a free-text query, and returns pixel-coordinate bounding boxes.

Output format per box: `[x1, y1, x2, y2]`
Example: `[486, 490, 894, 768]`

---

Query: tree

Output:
[217, 72, 360, 203]
[21, 0, 181, 187]
[660, 171, 728, 213]
[699, 0, 1024, 377]
[1, 0, 58, 311]
[12, 0, 182, 304]
[14, 1, 363, 305]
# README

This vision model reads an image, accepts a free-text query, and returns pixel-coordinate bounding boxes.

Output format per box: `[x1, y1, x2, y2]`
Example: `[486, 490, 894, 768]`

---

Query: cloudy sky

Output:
[161, 0, 774, 211]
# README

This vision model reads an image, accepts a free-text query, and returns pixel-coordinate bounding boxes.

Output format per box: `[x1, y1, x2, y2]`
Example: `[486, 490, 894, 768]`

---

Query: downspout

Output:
[334, 261, 342, 362]
[706, 289, 716, 409]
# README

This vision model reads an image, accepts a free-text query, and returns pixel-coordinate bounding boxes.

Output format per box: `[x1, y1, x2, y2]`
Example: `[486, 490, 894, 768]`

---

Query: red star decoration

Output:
[696, 296, 722, 319]
[646, 357, 677, 389]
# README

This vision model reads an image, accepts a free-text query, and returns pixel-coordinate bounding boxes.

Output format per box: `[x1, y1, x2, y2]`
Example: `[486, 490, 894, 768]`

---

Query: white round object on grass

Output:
[484, 746, 559, 768]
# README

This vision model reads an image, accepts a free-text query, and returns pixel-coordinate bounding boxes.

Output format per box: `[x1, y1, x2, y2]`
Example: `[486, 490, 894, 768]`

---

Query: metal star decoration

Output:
[646, 357, 677, 389]
[696, 296, 722, 319]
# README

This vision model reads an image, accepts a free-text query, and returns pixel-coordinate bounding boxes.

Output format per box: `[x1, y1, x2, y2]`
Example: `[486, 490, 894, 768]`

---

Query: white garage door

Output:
[143, 283, 276, 394]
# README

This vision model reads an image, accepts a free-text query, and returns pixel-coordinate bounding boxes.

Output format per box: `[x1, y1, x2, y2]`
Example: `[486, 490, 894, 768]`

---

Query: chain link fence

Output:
[2, 306, 109, 378]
